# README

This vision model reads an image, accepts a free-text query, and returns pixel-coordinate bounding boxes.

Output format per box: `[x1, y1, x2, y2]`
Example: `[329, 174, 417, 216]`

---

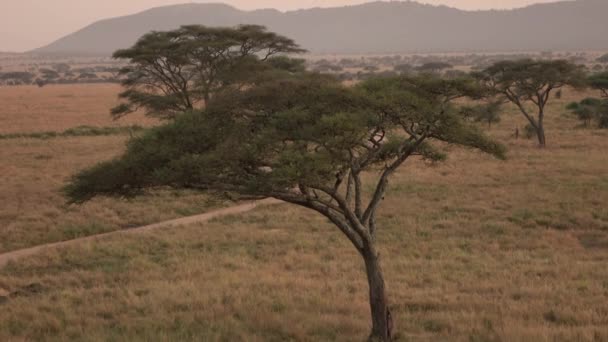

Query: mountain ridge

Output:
[34, 0, 607, 56]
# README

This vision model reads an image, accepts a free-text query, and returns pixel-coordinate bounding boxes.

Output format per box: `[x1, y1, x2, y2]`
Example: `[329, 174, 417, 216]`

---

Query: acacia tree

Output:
[597, 54, 608, 64]
[567, 98, 608, 129]
[589, 72, 608, 98]
[463, 101, 502, 129]
[65, 74, 504, 341]
[0, 72, 34, 85]
[565, 73, 608, 129]
[475, 59, 586, 147]
[112, 24, 305, 119]
[417, 62, 453, 74]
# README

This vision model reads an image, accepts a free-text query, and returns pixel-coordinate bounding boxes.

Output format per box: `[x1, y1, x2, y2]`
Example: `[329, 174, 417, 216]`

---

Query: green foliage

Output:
[266, 56, 307, 74]
[567, 98, 608, 128]
[476, 59, 587, 99]
[0, 125, 144, 140]
[52, 63, 71, 74]
[475, 59, 587, 146]
[40, 68, 60, 80]
[596, 54, 608, 64]
[524, 124, 537, 139]
[0, 72, 34, 84]
[589, 72, 608, 98]
[464, 101, 502, 128]
[417, 62, 453, 73]
[393, 64, 413, 75]
[112, 25, 305, 119]
[66, 73, 504, 204]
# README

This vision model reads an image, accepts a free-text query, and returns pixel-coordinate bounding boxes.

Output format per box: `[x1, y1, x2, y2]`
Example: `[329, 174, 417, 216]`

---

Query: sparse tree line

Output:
[310, 51, 608, 83]
[0, 64, 124, 86]
[567, 72, 608, 129]
[63, 25, 607, 341]
[2, 50, 606, 88]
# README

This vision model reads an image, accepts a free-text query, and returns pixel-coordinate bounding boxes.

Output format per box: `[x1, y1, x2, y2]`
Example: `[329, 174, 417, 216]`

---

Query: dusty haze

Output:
[1, 0, 560, 52]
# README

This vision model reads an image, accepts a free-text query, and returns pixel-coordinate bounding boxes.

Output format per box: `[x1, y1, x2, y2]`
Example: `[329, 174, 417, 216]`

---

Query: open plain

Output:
[1, 83, 607, 341]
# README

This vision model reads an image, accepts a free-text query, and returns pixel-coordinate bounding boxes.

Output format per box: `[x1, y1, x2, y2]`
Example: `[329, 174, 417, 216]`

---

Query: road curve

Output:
[0, 198, 282, 269]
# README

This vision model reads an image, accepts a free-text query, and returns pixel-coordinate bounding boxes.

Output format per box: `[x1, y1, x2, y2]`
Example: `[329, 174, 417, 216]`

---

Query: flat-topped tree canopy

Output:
[589, 72, 608, 98]
[567, 97, 608, 129]
[474, 59, 587, 147]
[111, 24, 306, 120]
[597, 54, 608, 64]
[65, 74, 504, 204]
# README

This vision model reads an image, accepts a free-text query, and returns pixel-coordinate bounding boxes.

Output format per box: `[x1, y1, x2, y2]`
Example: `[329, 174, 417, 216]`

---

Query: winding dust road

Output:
[0, 198, 281, 269]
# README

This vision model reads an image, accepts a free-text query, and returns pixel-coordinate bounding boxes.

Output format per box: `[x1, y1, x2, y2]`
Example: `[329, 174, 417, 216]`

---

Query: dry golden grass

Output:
[0, 85, 607, 341]
[0, 134, 223, 253]
[0, 84, 157, 134]
[0, 84, 214, 253]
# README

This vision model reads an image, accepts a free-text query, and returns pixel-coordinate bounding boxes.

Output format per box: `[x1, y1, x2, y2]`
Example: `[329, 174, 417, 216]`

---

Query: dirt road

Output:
[0, 198, 281, 269]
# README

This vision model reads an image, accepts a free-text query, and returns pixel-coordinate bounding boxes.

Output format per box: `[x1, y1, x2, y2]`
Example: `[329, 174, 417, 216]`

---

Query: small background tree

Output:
[464, 101, 502, 129]
[596, 53, 608, 64]
[417, 62, 453, 74]
[0, 71, 34, 85]
[475, 59, 586, 147]
[393, 63, 413, 75]
[566, 72, 608, 129]
[567, 98, 608, 129]
[111, 24, 305, 120]
[589, 72, 608, 98]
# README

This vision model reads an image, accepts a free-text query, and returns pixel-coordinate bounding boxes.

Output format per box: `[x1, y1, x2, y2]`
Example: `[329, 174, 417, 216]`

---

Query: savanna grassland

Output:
[0, 84, 155, 134]
[1, 84, 608, 341]
[0, 85, 219, 253]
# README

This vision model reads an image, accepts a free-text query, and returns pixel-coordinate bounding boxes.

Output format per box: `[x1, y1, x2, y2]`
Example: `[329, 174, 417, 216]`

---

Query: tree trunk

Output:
[203, 92, 210, 108]
[536, 121, 546, 147]
[536, 109, 547, 147]
[363, 246, 393, 341]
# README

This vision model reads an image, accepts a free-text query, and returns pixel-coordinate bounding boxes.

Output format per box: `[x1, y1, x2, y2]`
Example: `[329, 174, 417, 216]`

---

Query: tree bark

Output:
[537, 114, 546, 148]
[363, 246, 393, 341]
[533, 100, 549, 147]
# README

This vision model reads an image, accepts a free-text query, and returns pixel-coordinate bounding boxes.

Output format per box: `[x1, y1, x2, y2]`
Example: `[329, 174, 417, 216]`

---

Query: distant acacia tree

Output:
[112, 25, 305, 119]
[266, 55, 307, 74]
[466, 101, 502, 129]
[393, 63, 413, 75]
[475, 59, 586, 147]
[417, 62, 453, 73]
[0, 71, 34, 85]
[589, 72, 608, 98]
[79, 72, 98, 80]
[596, 53, 608, 64]
[65, 73, 504, 342]
[40, 68, 60, 81]
[567, 98, 608, 128]
[564, 72, 608, 129]
[52, 63, 71, 74]
[445, 69, 468, 79]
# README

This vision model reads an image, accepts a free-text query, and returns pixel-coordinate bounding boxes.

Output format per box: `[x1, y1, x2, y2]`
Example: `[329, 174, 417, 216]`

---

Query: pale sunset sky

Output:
[0, 0, 562, 52]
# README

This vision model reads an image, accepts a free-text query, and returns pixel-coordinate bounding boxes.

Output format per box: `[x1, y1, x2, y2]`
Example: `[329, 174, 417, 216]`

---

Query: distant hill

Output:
[34, 0, 608, 56]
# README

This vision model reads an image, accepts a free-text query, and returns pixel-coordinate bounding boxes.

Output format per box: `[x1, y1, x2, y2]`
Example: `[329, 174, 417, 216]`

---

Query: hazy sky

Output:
[0, 0, 560, 52]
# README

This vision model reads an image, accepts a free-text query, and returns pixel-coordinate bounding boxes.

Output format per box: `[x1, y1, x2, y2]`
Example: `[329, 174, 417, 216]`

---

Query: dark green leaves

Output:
[475, 59, 587, 98]
[111, 25, 306, 119]
[475, 59, 587, 146]
[567, 98, 608, 128]
[66, 73, 505, 204]
[589, 72, 608, 98]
